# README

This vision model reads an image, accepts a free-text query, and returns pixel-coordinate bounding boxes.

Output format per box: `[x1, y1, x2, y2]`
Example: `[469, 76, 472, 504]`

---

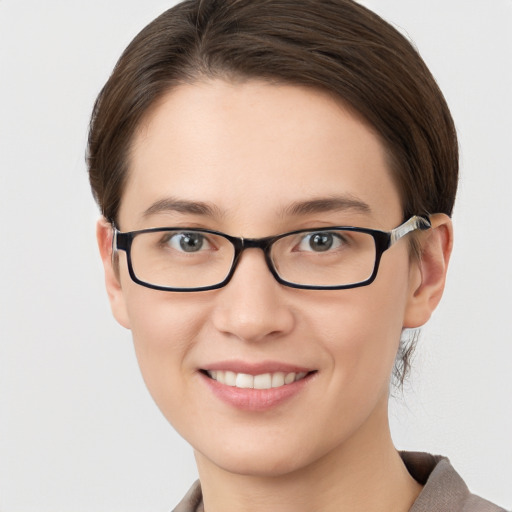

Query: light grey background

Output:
[1, 1, 511, 510]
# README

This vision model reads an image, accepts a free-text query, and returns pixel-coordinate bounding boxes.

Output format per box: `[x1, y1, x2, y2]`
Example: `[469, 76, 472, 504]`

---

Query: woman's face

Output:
[108, 79, 424, 476]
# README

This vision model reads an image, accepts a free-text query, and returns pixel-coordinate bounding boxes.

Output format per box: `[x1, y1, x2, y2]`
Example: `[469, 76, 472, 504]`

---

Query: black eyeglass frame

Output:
[112, 215, 431, 292]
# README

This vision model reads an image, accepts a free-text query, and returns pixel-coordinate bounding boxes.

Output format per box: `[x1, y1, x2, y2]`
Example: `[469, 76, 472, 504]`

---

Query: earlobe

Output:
[403, 213, 453, 328]
[96, 218, 131, 329]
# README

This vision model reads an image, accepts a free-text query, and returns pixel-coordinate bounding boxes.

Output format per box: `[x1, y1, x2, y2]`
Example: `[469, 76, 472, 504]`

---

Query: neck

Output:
[195, 398, 422, 512]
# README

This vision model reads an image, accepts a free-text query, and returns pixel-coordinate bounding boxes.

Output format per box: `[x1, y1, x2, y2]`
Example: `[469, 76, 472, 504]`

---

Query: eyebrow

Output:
[141, 194, 371, 221]
[142, 197, 224, 219]
[282, 195, 372, 217]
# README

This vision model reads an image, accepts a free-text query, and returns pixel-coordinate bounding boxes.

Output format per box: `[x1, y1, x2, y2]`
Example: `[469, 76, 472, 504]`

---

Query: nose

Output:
[211, 248, 295, 343]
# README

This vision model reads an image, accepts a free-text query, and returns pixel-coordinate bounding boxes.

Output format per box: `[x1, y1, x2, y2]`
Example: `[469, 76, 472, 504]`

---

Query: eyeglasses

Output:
[112, 215, 431, 292]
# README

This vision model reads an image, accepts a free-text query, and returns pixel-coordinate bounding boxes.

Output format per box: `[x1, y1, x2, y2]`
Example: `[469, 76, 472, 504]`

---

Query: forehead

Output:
[120, 79, 402, 232]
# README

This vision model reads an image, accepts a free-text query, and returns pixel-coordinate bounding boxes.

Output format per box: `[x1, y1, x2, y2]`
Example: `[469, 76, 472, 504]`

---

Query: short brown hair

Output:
[87, 0, 458, 384]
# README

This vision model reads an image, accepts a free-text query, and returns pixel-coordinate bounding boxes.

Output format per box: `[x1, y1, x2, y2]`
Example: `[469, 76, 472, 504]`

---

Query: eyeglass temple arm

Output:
[390, 215, 431, 245]
[110, 226, 122, 267]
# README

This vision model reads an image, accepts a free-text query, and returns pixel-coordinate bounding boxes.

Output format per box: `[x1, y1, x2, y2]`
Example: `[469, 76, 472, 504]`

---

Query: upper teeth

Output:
[207, 370, 308, 390]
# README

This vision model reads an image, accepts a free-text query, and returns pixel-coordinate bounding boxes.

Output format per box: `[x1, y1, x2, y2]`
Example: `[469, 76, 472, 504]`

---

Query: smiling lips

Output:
[206, 370, 308, 390]
[201, 363, 315, 410]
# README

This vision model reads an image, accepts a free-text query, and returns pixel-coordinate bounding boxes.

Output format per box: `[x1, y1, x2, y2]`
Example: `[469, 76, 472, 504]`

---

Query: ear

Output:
[403, 213, 453, 328]
[96, 218, 131, 329]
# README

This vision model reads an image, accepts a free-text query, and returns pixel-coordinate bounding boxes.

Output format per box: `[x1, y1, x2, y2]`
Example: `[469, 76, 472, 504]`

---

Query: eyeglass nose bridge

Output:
[227, 235, 282, 285]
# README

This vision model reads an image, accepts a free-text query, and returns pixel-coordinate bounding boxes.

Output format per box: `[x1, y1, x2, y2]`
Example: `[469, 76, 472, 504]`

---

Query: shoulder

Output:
[172, 480, 203, 512]
[401, 451, 507, 512]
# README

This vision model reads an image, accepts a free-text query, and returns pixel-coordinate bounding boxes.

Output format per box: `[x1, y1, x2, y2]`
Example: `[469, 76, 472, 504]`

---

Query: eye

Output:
[296, 231, 346, 252]
[162, 232, 212, 253]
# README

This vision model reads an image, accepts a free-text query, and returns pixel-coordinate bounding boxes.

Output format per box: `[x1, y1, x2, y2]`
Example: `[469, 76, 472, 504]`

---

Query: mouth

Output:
[202, 370, 311, 390]
[199, 364, 316, 411]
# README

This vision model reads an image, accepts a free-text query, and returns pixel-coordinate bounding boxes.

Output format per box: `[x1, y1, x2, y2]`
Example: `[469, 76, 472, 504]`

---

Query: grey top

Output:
[173, 452, 507, 512]
[401, 452, 506, 512]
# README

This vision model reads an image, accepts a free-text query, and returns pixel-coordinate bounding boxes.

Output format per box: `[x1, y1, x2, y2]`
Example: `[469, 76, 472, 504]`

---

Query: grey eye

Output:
[165, 232, 210, 253]
[298, 232, 344, 252]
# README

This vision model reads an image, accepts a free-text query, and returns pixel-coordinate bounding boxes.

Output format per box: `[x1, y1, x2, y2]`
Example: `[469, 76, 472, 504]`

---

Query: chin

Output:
[201, 449, 310, 478]
[190, 426, 333, 479]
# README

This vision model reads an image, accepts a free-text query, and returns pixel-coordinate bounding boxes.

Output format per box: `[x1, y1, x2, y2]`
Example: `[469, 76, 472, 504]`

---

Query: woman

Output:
[87, 1, 505, 510]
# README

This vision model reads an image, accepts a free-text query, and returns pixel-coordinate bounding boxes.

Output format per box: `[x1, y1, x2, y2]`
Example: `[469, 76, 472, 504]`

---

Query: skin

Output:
[97, 79, 452, 512]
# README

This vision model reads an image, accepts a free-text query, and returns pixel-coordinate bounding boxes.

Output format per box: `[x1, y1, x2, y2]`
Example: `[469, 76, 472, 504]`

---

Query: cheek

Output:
[123, 286, 209, 416]
[310, 266, 410, 402]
